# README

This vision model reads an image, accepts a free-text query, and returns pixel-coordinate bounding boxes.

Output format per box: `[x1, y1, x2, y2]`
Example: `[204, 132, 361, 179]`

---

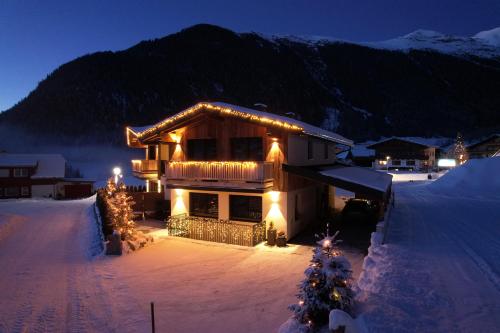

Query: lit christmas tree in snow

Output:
[289, 231, 354, 330]
[453, 132, 467, 165]
[109, 182, 136, 240]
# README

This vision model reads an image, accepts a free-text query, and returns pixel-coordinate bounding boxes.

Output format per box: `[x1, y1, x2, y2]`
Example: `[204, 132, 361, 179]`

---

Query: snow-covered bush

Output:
[288, 231, 354, 331]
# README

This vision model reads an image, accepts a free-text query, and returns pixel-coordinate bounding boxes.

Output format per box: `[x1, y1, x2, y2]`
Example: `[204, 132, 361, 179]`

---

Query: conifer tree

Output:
[453, 132, 467, 165]
[109, 183, 136, 240]
[289, 231, 354, 330]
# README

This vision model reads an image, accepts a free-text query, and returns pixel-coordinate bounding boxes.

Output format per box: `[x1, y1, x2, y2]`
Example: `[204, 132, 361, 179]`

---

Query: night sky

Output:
[1, 0, 499, 111]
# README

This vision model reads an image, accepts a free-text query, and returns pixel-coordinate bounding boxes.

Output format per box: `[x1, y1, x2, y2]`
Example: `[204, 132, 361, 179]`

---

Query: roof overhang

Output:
[126, 102, 353, 147]
[283, 164, 392, 201]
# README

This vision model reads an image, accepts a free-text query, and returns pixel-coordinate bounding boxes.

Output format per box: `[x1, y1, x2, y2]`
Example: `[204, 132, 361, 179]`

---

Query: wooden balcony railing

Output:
[165, 161, 273, 182]
[131, 160, 158, 173]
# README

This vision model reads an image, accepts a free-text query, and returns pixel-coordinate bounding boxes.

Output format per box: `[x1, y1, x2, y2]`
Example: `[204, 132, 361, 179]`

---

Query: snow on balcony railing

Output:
[165, 161, 273, 182]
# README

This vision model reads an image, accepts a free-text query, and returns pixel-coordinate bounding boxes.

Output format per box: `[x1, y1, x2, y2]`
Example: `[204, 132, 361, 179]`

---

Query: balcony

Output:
[163, 161, 274, 190]
[131, 160, 159, 179]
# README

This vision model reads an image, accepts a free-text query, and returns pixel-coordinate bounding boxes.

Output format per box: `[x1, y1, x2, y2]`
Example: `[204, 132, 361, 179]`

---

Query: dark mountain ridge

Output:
[1, 24, 500, 144]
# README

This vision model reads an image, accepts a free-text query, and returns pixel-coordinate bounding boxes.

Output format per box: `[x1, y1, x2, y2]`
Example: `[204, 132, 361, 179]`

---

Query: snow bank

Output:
[429, 157, 500, 198]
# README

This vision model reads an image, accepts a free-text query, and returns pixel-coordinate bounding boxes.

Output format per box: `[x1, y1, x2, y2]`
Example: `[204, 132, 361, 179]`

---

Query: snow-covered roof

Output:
[320, 166, 393, 193]
[351, 143, 375, 157]
[0, 153, 66, 178]
[129, 102, 353, 146]
[494, 149, 500, 157]
[466, 134, 500, 149]
[367, 137, 451, 149]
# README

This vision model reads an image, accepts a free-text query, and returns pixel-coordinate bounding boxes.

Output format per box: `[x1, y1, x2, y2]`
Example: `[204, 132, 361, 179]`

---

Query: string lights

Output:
[129, 102, 303, 140]
[166, 214, 266, 247]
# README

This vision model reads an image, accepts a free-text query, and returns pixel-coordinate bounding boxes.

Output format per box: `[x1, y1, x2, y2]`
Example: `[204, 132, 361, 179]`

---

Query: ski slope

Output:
[357, 160, 500, 332]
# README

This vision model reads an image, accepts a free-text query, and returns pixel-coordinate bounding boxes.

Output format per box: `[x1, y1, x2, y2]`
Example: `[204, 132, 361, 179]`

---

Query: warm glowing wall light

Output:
[270, 191, 280, 203]
[175, 189, 184, 197]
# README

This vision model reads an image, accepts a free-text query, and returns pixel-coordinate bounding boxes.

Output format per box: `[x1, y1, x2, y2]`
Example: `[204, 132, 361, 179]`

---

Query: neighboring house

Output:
[367, 137, 440, 171]
[0, 153, 94, 199]
[466, 134, 500, 159]
[345, 143, 376, 167]
[126, 102, 392, 241]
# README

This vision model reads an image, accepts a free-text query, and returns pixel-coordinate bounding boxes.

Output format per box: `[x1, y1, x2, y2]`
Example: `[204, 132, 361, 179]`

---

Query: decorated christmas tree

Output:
[453, 132, 467, 165]
[105, 177, 117, 197]
[109, 183, 136, 240]
[289, 231, 354, 330]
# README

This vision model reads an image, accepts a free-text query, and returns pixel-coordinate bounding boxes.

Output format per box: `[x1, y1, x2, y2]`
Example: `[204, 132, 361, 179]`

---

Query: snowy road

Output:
[0, 198, 119, 332]
[359, 182, 500, 333]
[0, 198, 330, 333]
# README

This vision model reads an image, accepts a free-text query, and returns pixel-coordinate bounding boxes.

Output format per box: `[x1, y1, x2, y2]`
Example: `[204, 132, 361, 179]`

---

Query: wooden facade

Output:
[126, 102, 355, 240]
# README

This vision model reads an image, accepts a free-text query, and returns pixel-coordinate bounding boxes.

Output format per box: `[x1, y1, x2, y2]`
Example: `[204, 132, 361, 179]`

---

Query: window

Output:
[308, 140, 314, 160]
[187, 139, 217, 160]
[189, 192, 218, 218]
[324, 143, 329, 159]
[230, 137, 263, 161]
[229, 195, 262, 222]
[5, 187, 20, 197]
[148, 145, 157, 160]
[13, 168, 28, 177]
[392, 160, 401, 166]
[0, 169, 8, 177]
[406, 160, 415, 166]
[21, 186, 30, 196]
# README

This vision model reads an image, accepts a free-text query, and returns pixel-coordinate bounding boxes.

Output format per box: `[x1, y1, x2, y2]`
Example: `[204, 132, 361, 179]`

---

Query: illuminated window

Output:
[187, 139, 217, 161]
[230, 137, 263, 161]
[229, 195, 262, 222]
[189, 192, 218, 218]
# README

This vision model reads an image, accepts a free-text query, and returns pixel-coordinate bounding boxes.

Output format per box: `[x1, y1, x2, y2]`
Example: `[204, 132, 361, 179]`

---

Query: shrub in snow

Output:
[289, 231, 354, 331]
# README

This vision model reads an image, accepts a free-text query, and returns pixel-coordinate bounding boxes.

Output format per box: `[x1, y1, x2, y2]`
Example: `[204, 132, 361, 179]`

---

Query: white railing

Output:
[131, 160, 158, 173]
[165, 161, 273, 182]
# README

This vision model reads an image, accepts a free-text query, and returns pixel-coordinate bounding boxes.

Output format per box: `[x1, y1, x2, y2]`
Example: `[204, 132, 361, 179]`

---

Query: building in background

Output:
[466, 134, 500, 159]
[367, 137, 440, 172]
[126, 102, 392, 242]
[0, 153, 94, 199]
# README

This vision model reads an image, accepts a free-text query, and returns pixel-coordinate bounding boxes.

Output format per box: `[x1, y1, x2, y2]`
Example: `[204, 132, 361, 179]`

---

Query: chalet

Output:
[126, 102, 392, 243]
[0, 153, 94, 199]
[367, 137, 439, 172]
[466, 134, 500, 159]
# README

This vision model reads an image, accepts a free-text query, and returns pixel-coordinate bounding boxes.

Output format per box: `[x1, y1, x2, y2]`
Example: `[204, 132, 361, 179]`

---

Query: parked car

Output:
[341, 199, 379, 225]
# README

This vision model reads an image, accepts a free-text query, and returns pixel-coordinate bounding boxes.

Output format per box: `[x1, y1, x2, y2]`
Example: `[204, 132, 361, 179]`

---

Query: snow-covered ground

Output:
[357, 158, 500, 332]
[0, 198, 363, 333]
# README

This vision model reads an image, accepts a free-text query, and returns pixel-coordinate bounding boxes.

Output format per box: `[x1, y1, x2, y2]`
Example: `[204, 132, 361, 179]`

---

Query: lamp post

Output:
[113, 167, 122, 185]
[386, 156, 390, 173]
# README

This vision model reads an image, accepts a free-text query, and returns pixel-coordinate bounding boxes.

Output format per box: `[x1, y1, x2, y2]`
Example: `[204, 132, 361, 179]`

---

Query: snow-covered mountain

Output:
[364, 28, 500, 58]
[264, 27, 500, 58]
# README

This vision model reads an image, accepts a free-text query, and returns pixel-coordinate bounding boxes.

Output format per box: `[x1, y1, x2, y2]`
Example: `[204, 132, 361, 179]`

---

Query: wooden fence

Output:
[166, 214, 266, 247]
